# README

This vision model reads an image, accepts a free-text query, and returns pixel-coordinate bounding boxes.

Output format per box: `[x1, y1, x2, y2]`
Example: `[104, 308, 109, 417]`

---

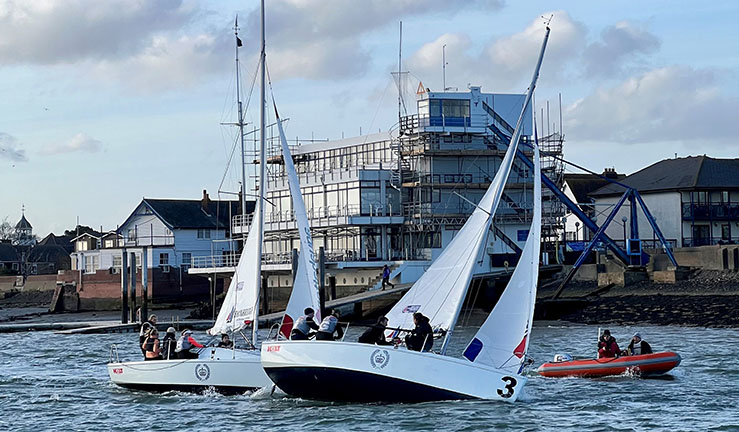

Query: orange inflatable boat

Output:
[537, 351, 681, 378]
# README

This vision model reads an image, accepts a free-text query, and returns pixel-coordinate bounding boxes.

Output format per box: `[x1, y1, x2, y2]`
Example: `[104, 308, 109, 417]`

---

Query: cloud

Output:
[0, 132, 27, 162]
[0, 0, 197, 65]
[241, 0, 505, 81]
[583, 21, 660, 77]
[565, 66, 739, 145]
[405, 11, 586, 92]
[91, 33, 229, 91]
[40, 132, 103, 155]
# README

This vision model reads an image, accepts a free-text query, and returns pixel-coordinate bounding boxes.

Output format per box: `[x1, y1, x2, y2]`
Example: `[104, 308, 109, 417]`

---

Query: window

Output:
[197, 229, 211, 239]
[181, 252, 192, 270]
[85, 255, 99, 274]
[160, 253, 170, 272]
[112, 255, 122, 272]
[127, 228, 137, 242]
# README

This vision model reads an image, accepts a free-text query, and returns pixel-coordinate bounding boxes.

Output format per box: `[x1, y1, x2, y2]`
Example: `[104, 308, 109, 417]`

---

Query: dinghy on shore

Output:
[537, 351, 681, 378]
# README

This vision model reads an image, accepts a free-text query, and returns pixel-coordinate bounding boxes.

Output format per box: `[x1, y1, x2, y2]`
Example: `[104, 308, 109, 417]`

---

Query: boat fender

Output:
[553, 353, 573, 363]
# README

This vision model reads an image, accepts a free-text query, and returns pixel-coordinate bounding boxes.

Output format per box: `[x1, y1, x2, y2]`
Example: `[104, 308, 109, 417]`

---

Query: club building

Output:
[191, 86, 565, 306]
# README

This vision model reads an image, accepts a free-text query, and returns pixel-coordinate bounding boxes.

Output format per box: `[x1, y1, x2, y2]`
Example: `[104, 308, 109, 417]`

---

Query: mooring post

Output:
[129, 252, 137, 323]
[291, 248, 299, 283]
[121, 249, 129, 324]
[319, 246, 326, 316]
[141, 246, 148, 323]
[329, 275, 337, 302]
[261, 276, 269, 315]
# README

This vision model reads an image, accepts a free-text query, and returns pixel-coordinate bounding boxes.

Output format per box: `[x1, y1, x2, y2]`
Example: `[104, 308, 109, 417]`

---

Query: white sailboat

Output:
[108, 1, 319, 393]
[260, 25, 551, 403]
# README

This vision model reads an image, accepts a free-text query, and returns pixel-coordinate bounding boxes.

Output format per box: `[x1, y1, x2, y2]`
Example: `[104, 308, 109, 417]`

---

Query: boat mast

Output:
[235, 17, 247, 237]
[439, 25, 551, 355]
[253, 0, 266, 345]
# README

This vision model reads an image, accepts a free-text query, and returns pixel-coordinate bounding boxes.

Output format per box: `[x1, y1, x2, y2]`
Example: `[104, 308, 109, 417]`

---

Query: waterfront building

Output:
[60, 191, 248, 308]
[562, 169, 625, 242]
[199, 86, 565, 305]
[590, 156, 739, 248]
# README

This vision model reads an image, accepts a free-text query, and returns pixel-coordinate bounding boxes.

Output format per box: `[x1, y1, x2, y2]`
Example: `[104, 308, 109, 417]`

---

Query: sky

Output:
[1, 0, 738, 236]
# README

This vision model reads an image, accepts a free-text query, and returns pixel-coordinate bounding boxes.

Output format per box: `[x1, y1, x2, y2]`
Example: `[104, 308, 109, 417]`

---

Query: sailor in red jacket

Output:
[597, 329, 620, 358]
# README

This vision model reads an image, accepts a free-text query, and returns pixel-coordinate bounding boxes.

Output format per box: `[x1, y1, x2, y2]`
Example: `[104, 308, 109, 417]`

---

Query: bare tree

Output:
[0, 217, 15, 241]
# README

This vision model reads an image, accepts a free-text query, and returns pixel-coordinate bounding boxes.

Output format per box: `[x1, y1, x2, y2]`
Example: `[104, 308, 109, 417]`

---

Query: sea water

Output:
[0, 324, 737, 431]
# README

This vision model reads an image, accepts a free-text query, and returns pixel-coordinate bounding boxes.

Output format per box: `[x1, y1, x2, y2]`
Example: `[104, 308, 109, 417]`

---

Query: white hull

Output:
[261, 341, 526, 402]
[108, 347, 272, 393]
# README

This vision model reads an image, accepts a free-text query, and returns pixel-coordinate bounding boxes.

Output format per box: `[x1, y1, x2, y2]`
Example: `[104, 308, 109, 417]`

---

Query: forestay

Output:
[208, 198, 262, 336]
[274, 105, 322, 338]
[463, 138, 541, 374]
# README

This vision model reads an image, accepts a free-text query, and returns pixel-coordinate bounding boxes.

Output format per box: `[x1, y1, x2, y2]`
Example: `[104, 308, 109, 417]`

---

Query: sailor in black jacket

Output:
[358, 316, 392, 345]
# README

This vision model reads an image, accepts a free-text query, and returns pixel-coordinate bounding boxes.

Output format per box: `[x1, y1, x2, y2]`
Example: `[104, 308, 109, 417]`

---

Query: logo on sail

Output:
[194, 364, 211, 381]
[369, 349, 390, 369]
[236, 281, 245, 291]
[226, 306, 236, 323]
[402, 305, 421, 313]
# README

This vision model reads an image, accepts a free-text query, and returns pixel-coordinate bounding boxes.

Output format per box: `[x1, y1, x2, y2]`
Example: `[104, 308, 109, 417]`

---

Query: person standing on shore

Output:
[139, 314, 157, 357]
[597, 329, 620, 358]
[381, 265, 394, 290]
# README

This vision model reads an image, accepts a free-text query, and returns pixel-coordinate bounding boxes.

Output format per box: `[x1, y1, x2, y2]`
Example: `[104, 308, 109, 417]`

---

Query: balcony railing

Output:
[232, 204, 400, 229]
[682, 203, 739, 220]
[190, 248, 393, 270]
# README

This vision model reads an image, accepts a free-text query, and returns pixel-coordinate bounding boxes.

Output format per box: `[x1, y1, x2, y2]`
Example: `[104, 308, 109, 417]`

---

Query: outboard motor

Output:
[553, 353, 573, 363]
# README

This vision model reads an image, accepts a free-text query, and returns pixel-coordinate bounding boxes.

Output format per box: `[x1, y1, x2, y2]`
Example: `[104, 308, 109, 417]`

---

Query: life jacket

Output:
[631, 341, 642, 355]
[318, 316, 338, 333]
[176, 335, 192, 352]
[294, 315, 314, 335]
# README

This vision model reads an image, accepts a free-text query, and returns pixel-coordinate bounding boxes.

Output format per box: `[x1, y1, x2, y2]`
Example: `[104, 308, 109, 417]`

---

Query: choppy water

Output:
[0, 324, 737, 431]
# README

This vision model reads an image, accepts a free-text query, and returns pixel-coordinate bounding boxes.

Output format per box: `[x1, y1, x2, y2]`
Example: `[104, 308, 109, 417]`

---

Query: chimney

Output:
[602, 168, 618, 179]
[201, 189, 210, 212]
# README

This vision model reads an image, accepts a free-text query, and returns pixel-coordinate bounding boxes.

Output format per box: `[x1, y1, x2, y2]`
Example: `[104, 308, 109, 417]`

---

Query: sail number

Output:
[497, 376, 518, 399]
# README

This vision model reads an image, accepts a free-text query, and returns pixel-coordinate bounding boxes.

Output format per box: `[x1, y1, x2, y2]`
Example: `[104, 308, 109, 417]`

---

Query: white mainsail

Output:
[274, 105, 322, 338]
[463, 138, 541, 373]
[208, 197, 262, 335]
[384, 26, 550, 353]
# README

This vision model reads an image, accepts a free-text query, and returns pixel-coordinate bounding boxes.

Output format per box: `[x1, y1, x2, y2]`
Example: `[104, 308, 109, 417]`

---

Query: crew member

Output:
[161, 326, 177, 360]
[597, 329, 620, 358]
[316, 309, 344, 341]
[358, 316, 392, 345]
[139, 314, 157, 357]
[405, 312, 433, 352]
[142, 329, 162, 361]
[217, 333, 234, 348]
[291, 308, 320, 340]
[626, 332, 653, 356]
[175, 329, 204, 359]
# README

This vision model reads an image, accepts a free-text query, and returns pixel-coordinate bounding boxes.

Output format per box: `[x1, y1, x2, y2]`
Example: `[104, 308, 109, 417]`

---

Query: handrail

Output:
[109, 344, 120, 363]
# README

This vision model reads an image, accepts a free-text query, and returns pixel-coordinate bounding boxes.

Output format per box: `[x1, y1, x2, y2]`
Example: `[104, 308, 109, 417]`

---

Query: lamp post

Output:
[621, 216, 628, 247]
[575, 221, 580, 242]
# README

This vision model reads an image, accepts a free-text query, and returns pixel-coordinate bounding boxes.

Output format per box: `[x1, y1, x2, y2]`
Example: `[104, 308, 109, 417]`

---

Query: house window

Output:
[160, 253, 170, 273]
[181, 252, 192, 270]
[85, 256, 99, 274]
[112, 255, 122, 272]
[197, 229, 211, 239]
[127, 228, 137, 242]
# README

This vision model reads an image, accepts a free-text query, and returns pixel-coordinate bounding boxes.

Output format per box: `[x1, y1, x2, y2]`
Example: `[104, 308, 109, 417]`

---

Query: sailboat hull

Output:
[108, 347, 272, 393]
[261, 341, 526, 402]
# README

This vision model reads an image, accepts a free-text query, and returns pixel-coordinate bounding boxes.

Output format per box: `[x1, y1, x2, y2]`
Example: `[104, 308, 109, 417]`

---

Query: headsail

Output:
[385, 26, 551, 352]
[463, 135, 541, 373]
[208, 197, 262, 336]
[274, 104, 322, 338]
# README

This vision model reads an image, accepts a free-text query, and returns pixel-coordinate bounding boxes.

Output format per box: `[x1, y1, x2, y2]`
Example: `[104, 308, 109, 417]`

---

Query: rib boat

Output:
[537, 352, 681, 378]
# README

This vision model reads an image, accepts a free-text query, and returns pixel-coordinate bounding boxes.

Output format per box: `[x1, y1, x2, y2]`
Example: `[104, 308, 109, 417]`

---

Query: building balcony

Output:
[233, 204, 404, 234]
[682, 203, 739, 220]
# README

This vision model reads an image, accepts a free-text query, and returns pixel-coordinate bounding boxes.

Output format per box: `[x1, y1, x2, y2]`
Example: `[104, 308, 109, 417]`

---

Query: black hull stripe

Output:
[265, 366, 476, 403]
